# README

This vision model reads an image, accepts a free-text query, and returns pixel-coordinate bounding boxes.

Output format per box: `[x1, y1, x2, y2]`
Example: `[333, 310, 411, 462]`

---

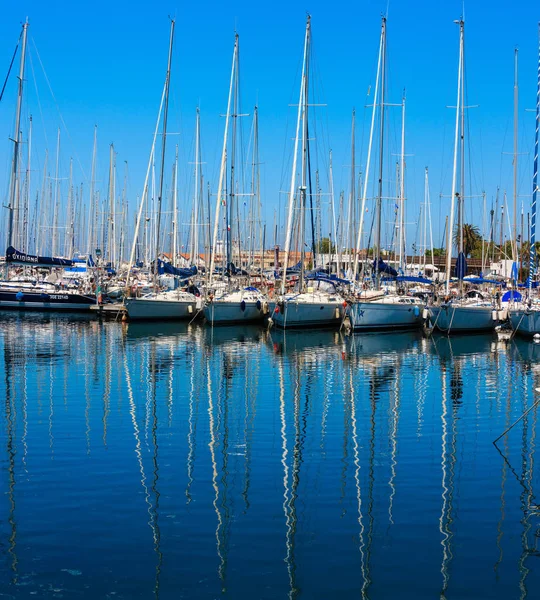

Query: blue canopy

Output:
[396, 275, 433, 284]
[464, 277, 506, 286]
[6, 246, 74, 268]
[157, 260, 197, 279]
[306, 272, 350, 285]
[502, 290, 522, 302]
[454, 252, 467, 279]
[373, 258, 398, 278]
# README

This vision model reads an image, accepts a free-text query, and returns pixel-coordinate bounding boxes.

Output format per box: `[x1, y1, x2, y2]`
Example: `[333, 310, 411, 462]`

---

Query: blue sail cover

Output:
[373, 258, 398, 278]
[5, 246, 74, 268]
[454, 252, 467, 279]
[157, 260, 197, 279]
[306, 272, 350, 285]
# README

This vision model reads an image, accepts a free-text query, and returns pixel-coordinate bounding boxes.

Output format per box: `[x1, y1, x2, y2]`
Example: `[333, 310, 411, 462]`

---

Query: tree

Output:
[425, 248, 445, 258]
[453, 223, 481, 257]
[317, 237, 336, 254]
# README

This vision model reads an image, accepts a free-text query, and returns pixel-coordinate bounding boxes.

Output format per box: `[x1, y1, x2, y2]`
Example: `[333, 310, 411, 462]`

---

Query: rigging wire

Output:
[0, 33, 21, 103]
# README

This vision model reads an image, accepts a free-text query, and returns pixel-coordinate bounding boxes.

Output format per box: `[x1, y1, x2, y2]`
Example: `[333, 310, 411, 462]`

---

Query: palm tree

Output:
[453, 223, 481, 257]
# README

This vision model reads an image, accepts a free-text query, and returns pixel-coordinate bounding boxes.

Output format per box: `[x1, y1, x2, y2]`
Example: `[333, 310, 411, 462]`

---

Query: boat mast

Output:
[398, 91, 406, 273]
[86, 126, 97, 256]
[513, 48, 519, 267]
[23, 114, 32, 252]
[36, 150, 48, 255]
[191, 109, 200, 266]
[66, 158, 74, 257]
[299, 17, 311, 292]
[107, 143, 116, 268]
[347, 110, 356, 275]
[374, 17, 387, 289]
[445, 19, 464, 294]
[354, 17, 383, 282]
[153, 19, 175, 286]
[529, 24, 540, 292]
[125, 25, 172, 289]
[173, 145, 179, 268]
[6, 19, 28, 252]
[52, 128, 60, 256]
[328, 150, 338, 274]
[209, 34, 238, 286]
[281, 15, 310, 296]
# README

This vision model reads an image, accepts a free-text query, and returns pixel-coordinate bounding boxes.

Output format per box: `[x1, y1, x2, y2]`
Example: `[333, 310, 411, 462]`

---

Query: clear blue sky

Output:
[0, 0, 539, 256]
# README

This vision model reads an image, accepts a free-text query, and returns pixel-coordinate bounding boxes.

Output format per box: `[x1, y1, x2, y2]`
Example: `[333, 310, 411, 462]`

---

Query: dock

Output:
[90, 303, 127, 320]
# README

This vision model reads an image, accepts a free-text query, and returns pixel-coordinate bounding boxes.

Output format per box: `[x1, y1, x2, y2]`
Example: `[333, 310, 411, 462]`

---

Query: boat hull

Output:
[429, 304, 496, 333]
[204, 300, 265, 325]
[125, 297, 199, 321]
[0, 289, 95, 312]
[348, 301, 424, 331]
[509, 308, 540, 337]
[269, 300, 343, 329]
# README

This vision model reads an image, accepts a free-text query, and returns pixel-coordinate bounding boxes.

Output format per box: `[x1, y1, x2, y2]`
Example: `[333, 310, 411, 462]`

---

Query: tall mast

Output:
[173, 145, 179, 268]
[7, 19, 29, 251]
[191, 109, 200, 266]
[328, 150, 338, 274]
[66, 158, 74, 257]
[107, 144, 116, 267]
[251, 105, 260, 271]
[299, 17, 310, 291]
[398, 92, 406, 272]
[36, 150, 48, 255]
[52, 128, 61, 256]
[354, 17, 384, 281]
[529, 24, 540, 291]
[153, 19, 175, 285]
[347, 110, 356, 275]
[23, 114, 32, 252]
[281, 15, 310, 295]
[87, 126, 97, 255]
[445, 19, 464, 294]
[209, 34, 238, 285]
[513, 48, 519, 265]
[374, 17, 387, 289]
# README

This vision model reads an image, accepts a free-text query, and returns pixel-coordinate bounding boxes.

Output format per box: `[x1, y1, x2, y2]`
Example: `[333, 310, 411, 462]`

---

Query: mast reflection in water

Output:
[1, 315, 540, 598]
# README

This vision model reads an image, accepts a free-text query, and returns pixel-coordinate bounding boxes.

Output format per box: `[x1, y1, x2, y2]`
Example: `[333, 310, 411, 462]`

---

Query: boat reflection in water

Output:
[2, 318, 540, 597]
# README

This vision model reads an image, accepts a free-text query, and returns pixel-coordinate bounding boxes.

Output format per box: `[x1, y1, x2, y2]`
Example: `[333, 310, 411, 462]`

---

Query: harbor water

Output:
[1, 314, 540, 598]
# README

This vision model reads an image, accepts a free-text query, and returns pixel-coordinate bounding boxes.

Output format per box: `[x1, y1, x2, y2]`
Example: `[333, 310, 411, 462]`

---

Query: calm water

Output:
[1, 315, 540, 599]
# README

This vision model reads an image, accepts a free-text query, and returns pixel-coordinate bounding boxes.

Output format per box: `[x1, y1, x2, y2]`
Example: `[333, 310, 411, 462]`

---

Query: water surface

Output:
[1, 314, 540, 598]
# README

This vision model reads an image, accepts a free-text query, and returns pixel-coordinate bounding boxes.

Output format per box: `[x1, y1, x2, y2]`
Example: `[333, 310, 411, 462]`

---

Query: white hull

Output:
[125, 294, 200, 321]
[204, 300, 265, 324]
[270, 295, 344, 329]
[429, 303, 496, 333]
[509, 307, 540, 336]
[348, 299, 423, 331]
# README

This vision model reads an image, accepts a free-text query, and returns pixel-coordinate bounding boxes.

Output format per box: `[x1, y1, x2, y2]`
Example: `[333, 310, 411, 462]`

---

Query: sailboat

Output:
[428, 19, 497, 334]
[204, 35, 267, 325]
[269, 16, 346, 330]
[508, 26, 540, 337]
[347, 17, 424, 332]
[124, 20, 201, 321]
[0, 20, 95, 312]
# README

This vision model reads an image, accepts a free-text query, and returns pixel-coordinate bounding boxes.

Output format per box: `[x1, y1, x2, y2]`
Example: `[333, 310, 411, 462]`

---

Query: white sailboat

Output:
[348, 17, 424, 332]
[124, 20, 200, 321]
[508, 26, 540, 337]
[428, 18, 496, 334]
[204, 37, 267, 325]
[269, 16, 346, 330]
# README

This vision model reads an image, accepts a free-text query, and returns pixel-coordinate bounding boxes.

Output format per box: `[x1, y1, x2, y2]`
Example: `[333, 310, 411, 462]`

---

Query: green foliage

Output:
[453, 223, 481, 257]
[425, 248, 445, 257]
[317, 237, 336, 254]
